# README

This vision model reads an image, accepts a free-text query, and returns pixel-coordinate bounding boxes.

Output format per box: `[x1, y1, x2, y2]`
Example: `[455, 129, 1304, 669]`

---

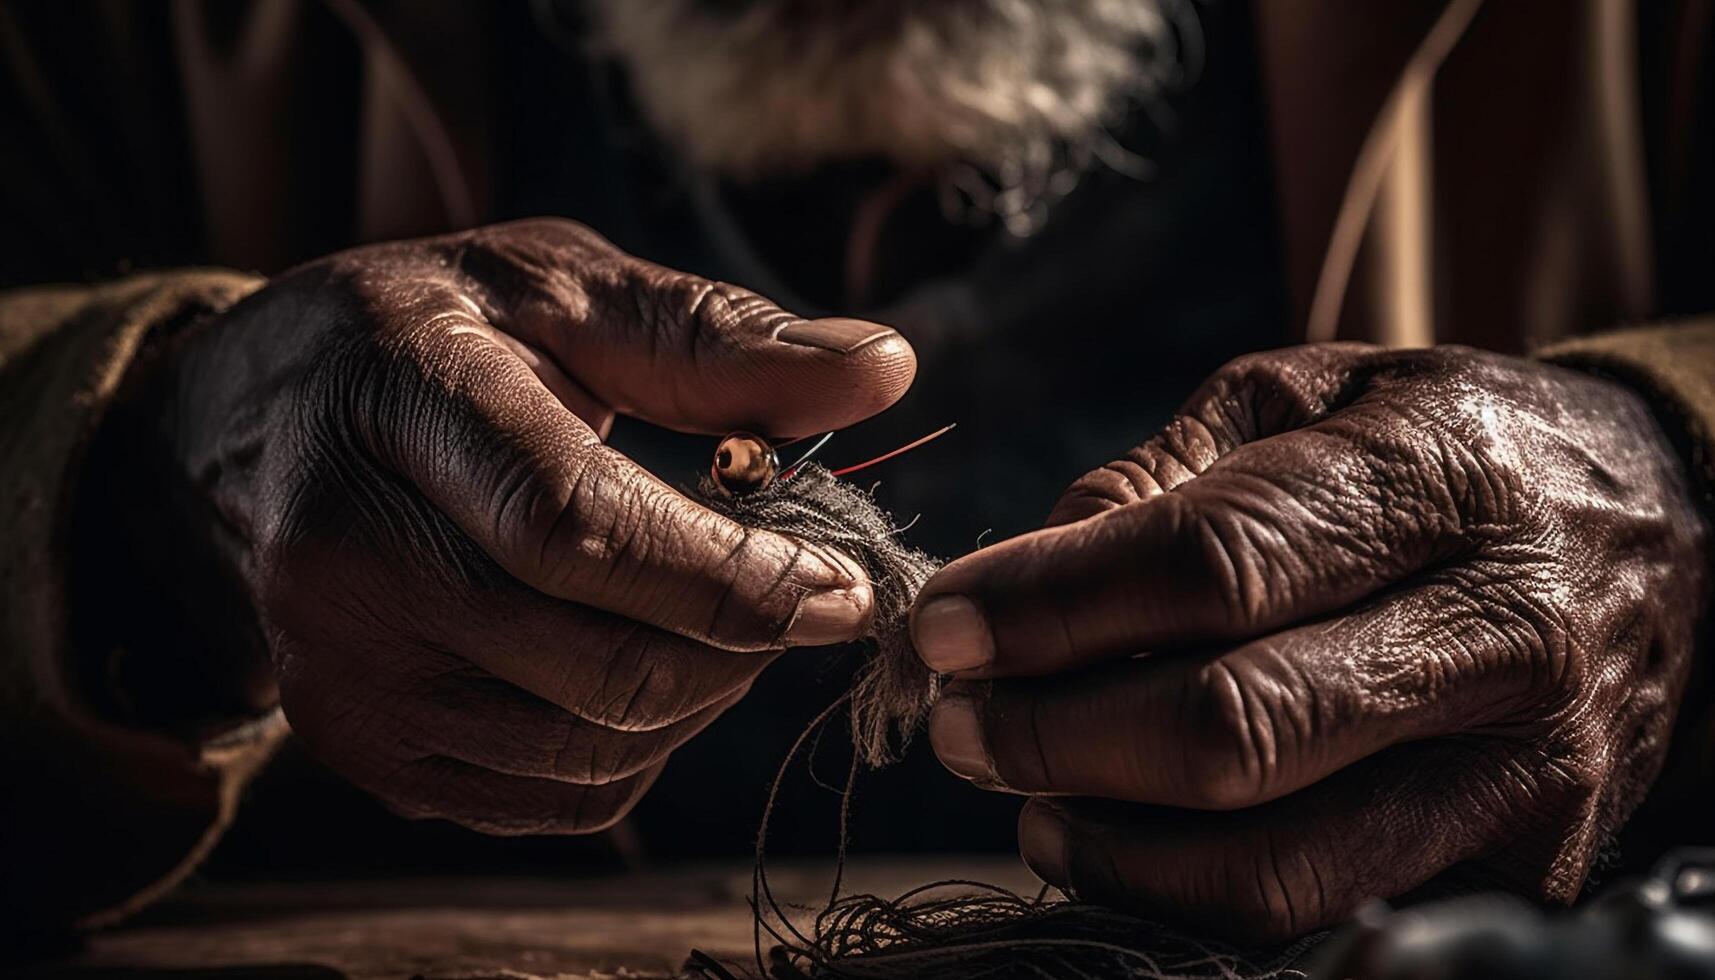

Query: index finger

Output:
[911, 408, 1477, 677]
[928, 580, 1536, 808]
[374, 304, 875, 652]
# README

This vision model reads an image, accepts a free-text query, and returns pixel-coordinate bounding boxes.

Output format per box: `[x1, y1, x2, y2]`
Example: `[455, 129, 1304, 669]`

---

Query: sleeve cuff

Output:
[1538, 319, 1715, 505]
[0, 271, 285, 932]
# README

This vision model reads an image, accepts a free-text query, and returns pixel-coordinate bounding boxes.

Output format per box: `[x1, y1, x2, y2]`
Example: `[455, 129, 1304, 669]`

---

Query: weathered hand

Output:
[102, 218, 914, 834]
[910, 344, 1708, 941]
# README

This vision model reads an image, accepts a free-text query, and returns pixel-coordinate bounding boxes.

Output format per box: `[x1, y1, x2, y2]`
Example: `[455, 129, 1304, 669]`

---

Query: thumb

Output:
[464, 219, 916, 438]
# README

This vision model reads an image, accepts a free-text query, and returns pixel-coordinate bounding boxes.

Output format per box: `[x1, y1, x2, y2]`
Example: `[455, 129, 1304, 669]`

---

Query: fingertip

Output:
[913, 543, 996, 610]
[910, 536, 1037, 675]
[911, 593, 994, 674]
[781, 582, 875, 647]
[848, 325, 917, 410]
[928, 689, 996, 783]
[763, 317, 916, 435]
[1018, 800, 1072, 888]
[775, 317, 900, 355]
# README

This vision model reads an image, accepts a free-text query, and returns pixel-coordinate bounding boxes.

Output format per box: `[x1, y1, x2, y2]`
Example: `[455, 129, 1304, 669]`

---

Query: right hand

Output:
[102, 218, 915, 833]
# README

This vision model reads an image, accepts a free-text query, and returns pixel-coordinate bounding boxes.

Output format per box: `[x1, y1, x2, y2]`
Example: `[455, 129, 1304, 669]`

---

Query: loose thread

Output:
[750, 694, 857, 975]
[684, 459, 1324, 980]
[689, 690, 1323, 980]
[696, 464, 942, 768]
[828, 424, 957, 478]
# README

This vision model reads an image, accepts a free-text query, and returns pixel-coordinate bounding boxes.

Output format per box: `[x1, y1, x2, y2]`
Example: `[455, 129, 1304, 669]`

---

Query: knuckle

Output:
[697, 527, 765, 646]
[1180, 500, 1271, 632]
[507, 449, 629, 591]
[490, 453, 570, 552]
[630, 276, 788, 362]
[624, 271, 684, 349]
[1196, 354, 1279, 444]
[1005, 694, 1058, 790]
[556, 624, 757, 731]
[1211, 349, 1292, 388]
[456, 218, 605, 315]
[390, 764, 638, 836]
[1514, 600, 1575, 697]
[1150, 415, 1222, 473]
[1455, 567, 1577, 703]
[1180, 661, 1279, 809]
[552, 728, 636, 786]
[1199, 345, 1358, 438]
[276, 650, 395, 761]
[629, 271, 697, 328]
[1442, 419, 1527, 531]
[1048, 488, 1121, 526]
[1096, 416, 1222, 506]
[448, 807, 562, 837]
[583, 730, 674, 785]
[467, 216, 613, 265]
[492, 215, 603, 244]
[575, 625, 671, 728]
[689, 281, 782, 334]
[399, 777, 630, 837]
[1049, 466, 1147, 523]
[1313, 404, 1473, 551]
[560, 780, 646, 834]
[462, 689, 674, 788]
[373, 762, 459, 825]
[565, 798, 630, 835]
[697, 524, 818, 651]
[1224, 834, 1325, 941]
[545, 717, 608, 784]
[300, 326, 403, 461]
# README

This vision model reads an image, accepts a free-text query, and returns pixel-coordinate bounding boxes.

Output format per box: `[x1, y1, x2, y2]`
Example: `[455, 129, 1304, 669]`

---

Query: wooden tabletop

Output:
[16, 857, 1043, 980]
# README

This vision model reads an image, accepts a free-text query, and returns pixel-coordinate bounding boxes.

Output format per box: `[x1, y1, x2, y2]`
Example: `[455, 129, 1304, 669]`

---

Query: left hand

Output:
[910, 343, 1710, 942]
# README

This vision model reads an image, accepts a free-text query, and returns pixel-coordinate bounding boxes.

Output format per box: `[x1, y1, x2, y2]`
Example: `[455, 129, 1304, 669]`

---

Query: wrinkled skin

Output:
[911, 343, 1710, 943]
[98, 218, 916, 834]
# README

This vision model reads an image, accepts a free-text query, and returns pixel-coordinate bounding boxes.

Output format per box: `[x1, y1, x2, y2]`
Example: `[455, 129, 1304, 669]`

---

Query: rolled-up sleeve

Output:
[0, 271, 286, 933]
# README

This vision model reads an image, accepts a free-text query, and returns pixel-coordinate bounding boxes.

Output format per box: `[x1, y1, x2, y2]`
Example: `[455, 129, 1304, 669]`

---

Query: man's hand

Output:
[105, 218, 914, 834]
[909, 344, 1708, 941]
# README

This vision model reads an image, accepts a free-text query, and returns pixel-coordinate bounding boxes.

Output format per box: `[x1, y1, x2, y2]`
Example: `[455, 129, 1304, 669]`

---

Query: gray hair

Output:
[591, 0, 1183, 231]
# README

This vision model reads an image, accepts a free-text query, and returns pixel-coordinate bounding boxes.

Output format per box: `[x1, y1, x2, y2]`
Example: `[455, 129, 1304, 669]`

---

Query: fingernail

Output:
[1018, 803, 1071, 887]
[775, 317, 896, 354]
[784, 585, 873, 647]
[912, 595, 994, 673]
[928, 694, 996, 783]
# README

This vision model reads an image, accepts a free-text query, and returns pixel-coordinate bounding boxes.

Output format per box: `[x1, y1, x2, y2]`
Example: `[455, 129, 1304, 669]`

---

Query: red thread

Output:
[829, 424, 957, 478]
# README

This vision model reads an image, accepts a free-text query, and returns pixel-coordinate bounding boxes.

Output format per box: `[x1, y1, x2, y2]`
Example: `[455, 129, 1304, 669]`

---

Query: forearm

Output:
[0, 271, 285, 933]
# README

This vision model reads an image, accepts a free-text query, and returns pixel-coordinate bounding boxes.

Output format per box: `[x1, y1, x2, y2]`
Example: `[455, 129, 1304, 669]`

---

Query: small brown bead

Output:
[711, 431, 778, 496]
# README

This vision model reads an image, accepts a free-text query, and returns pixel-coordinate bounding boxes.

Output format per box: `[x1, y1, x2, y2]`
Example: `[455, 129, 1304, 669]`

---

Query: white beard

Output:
[590, 0, 1177, 189]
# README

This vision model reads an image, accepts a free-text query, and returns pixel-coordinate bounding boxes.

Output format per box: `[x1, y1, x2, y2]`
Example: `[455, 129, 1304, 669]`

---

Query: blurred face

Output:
[592, 0, 1174, 184]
